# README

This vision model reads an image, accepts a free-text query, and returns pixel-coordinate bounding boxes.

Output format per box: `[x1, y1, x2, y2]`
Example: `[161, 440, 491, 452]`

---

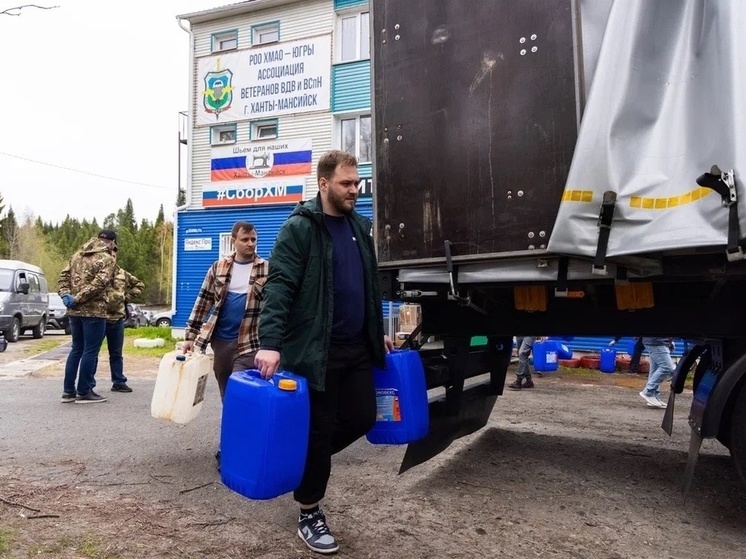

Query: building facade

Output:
[174, 0, 373, 331]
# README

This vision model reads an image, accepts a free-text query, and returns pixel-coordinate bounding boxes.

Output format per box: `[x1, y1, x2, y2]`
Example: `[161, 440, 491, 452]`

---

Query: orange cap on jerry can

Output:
[277, 379, 297, 391]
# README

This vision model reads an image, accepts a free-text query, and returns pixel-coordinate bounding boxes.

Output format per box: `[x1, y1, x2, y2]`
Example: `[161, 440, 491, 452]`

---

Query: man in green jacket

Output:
[255, 150, 393, 555]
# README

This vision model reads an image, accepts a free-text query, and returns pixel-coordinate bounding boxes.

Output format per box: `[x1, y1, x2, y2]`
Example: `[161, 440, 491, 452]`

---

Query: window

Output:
[337, 11, 369, 62]
[28, 273, 40, 293]
[212, 30, 238, 52]
[219, 233, 234, 257]
[252, 22, 280, 45]
[251, 119, 278, 140]
[339, 114, 372, 163]
[211, 124, 237, 146]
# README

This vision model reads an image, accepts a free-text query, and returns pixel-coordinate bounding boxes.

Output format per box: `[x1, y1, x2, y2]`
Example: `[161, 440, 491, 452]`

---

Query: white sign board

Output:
[184, 238, 213, 251]
[197, 35, 331, 125]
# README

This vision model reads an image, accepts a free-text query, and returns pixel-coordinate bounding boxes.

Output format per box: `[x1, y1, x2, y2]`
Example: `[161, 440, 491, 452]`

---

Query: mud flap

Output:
[399, 382, 497, 474]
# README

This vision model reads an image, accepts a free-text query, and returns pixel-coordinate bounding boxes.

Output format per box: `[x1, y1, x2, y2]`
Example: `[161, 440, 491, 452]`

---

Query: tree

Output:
[1, 207, 19, 259]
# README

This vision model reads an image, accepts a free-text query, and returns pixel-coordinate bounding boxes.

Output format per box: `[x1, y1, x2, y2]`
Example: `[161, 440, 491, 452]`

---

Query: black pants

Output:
[629, 338, 644, 373]
[294, 342, 376, 505]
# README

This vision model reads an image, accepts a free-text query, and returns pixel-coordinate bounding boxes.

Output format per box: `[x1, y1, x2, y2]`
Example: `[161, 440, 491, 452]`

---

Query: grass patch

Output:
[99, 326, 177, 360]
[0, 528, 12, 554]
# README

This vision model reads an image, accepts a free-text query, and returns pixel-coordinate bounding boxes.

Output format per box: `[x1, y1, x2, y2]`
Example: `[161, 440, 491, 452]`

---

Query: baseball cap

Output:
[98, 230, 117, 242]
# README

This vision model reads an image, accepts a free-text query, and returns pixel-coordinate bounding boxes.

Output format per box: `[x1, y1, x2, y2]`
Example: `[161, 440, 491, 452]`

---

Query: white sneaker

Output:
[639, 391, 666, 408]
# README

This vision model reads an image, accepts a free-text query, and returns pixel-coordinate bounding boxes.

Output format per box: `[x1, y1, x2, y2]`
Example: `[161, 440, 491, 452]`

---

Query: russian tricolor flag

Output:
[211, 149, 312, 182]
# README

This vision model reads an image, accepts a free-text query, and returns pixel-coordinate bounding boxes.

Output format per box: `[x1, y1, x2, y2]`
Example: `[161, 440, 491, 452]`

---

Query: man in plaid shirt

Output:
[183, 221, 267, 401]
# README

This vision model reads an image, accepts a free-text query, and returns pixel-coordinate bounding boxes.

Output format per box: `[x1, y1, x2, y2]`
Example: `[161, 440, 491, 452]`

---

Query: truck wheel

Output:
[32, 317, 45, 339]
[5, 318, 20, 343]
[729, 382, 746, 486]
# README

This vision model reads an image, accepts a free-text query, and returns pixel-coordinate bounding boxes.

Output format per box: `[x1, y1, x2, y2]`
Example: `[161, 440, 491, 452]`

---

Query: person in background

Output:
[609, 336, 644, 373]
[103, 246, 144, 393]
[508, 336, 536, 390]
[638, 337, 675, 409]
[254, 150, 393, 555]
[183, 221, 268, 401]
[58, 230, 118, 404]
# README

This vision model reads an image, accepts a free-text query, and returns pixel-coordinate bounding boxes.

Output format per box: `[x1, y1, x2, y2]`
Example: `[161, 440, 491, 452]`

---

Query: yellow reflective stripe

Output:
[562, 190, 594, 202]
[629, 187, 712, 210]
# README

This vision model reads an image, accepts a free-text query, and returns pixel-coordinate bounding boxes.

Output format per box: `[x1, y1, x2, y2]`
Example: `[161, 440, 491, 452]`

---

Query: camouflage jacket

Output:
[58, 237, 117, 318]
[104, 266, 145, 321]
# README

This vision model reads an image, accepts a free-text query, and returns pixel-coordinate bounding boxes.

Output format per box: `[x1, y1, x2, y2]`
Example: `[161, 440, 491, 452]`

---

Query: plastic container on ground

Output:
[220, 369, 309, 500]
[150, 351, 212, 425]
[367, 349, 429, 445]
[600, 347, 617, 373]
[533, 340, 559, 372]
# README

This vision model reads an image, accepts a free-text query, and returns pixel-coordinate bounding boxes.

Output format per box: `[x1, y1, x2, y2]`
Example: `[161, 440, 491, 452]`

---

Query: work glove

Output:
[608, 340, 616, 346]
[61, 294, 74, 308]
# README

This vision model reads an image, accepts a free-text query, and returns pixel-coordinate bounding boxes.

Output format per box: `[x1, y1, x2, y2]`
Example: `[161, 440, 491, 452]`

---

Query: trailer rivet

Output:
[383, 138, 389, 144]
[383, 39, 387, 44]
[399, 223, 405, 229]
[540, 244, 546, 249]
[519, 37, 526, 44]
[528, 232, 535, 239]
[532, 46, 538, 53]
[397, 124, 402, 129]
[539, 230, 546, 237]
[520, 49, 526, 56]
[395, 24, 400, 30]
[395, 35, 400, 40]
[507, 195, 512, 200]
[517, 190, 524, 197]
[531, 34, 537, 41]
[397, 135, 402, 141]
[528, 244, 536, 250]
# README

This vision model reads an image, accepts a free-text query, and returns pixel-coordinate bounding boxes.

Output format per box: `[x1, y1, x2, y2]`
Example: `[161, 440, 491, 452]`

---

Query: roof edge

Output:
[176, 0, 300, 24]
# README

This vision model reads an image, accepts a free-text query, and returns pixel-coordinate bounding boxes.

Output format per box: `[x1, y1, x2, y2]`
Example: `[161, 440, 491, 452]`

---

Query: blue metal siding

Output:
[174, 199, 375, 328]
[332, 60, 371, 112]
[562, 336, 688, 358]
[334, 0, 368, 10]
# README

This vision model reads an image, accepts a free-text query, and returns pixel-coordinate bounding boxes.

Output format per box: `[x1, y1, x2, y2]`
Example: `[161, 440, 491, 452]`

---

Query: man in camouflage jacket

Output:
[58, 230, 117, 404]
[103, 246, 144, 393]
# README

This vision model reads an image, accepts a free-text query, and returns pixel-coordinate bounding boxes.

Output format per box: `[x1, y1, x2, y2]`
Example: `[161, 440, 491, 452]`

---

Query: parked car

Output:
[46, 293, 71, 335]
[0, 259, 49, 341]
[124, 303, 149, 328]
[149, 309, 175, 328]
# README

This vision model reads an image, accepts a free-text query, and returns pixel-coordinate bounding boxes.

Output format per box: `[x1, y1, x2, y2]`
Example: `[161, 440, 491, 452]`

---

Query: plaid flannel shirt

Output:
[185, 253, 268, 355]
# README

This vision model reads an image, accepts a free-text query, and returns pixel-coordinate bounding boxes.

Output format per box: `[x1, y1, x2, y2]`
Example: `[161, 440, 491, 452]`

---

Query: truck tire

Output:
[5, 317, 20, 343]
[32, 317, 45, 339]
[729, 382, 746, 487]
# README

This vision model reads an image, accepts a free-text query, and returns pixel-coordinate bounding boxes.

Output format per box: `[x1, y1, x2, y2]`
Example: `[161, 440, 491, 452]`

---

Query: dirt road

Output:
[0, 356, 744, 558]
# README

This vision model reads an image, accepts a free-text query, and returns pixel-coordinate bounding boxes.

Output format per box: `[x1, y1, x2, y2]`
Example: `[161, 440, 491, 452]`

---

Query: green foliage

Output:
[123, 326, 175, 341]
[0, 193, 173, 303]
[0, 528, 12, 554]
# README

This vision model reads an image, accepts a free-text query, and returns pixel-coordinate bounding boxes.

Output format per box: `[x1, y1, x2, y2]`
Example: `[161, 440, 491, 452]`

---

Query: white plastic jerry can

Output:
[151, 351, 213, 425]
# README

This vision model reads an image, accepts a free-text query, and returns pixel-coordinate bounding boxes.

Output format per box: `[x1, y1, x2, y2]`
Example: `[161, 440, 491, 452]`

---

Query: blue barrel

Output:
[367, 349, 429, 445]
[600, 347, 617, 373]
[547, 338, 573, 360]
[220, 370, 309, 500]
[533, 340, 559, 372]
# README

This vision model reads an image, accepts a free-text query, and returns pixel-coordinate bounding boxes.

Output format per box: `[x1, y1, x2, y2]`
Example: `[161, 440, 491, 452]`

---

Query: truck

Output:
[370, 0, 746, 494]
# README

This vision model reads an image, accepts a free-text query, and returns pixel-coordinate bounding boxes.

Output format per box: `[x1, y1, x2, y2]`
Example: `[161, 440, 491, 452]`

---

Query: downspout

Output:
[172, 16, 195, 332]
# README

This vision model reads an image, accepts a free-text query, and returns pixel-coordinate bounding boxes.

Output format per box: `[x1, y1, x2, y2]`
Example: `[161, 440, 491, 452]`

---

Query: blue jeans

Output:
[516, 337, 535, 379]
[63, 316, 107, 395]
[106, 318, 126, 385]
[642, 344, 675, 398]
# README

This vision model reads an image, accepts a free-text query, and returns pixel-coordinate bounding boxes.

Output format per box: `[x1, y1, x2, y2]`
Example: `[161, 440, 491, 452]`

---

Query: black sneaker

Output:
[75, 390, 108, 404]
[111, 383, 133, 393]
[298, 509, 339, 554]
[61, 392, 76, 403]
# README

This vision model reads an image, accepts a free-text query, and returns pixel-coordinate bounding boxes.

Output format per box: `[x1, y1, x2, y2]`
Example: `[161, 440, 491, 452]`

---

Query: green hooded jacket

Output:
[259, 194, 386, 391]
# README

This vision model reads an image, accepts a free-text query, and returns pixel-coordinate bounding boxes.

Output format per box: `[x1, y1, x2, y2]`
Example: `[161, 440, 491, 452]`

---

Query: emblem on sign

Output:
[202, 59, 234, 120]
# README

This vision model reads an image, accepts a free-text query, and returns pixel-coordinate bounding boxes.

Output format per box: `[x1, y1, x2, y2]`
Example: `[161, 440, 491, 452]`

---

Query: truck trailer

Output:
[371, 0, 746, 493]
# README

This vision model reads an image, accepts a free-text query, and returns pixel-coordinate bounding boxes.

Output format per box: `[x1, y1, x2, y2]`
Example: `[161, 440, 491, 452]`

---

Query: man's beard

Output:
[328, 190, 357, 215]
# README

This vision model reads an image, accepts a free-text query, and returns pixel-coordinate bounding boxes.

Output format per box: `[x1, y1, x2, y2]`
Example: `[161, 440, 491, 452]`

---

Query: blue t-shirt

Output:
[324, 214, 365, 342]
[213, 260, 252, 341]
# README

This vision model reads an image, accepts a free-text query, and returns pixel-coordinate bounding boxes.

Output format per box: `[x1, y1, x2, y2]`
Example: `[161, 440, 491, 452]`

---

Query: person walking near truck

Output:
[609, 336, 645, 374]
[183, 221, 268, 401]
[58, 230, 118, 404]
[254, 150, 393, 555]
[103, 246, 144, 393]
[639, 337, 675, 409]
[508, 336, 536, 390]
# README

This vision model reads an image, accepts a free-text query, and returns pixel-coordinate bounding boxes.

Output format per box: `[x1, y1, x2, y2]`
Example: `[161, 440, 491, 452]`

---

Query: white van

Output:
[0, 260, 49, 341]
